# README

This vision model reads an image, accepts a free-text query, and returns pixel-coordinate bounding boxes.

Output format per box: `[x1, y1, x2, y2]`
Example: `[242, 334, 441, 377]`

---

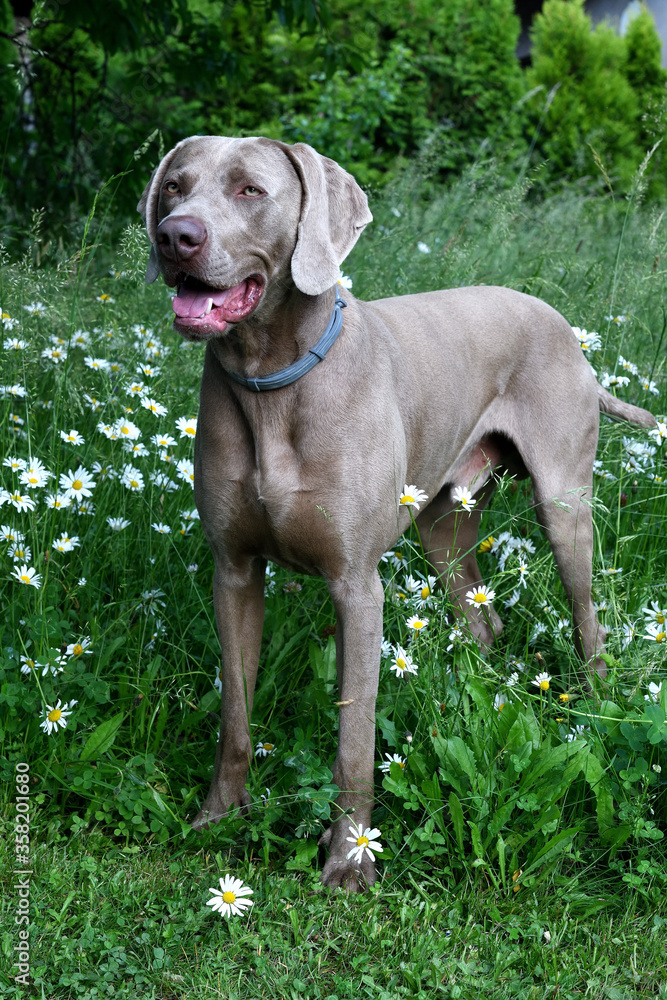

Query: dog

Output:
[138, 135, 655, 890]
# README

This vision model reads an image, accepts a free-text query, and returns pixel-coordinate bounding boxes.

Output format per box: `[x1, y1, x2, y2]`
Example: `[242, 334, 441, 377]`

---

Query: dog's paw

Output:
[190, 787, 251, 830]
[320, 854, 377, 892]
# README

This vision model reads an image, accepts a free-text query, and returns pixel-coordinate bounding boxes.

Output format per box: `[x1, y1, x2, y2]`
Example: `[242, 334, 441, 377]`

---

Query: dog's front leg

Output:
[191, 558, 265, 830]
[320, 569, 384, 891]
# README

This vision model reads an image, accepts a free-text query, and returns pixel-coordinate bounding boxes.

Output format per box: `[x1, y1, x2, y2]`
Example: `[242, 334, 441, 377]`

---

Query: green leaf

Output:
[449, 792, 465, 855]
[523, 827, 579, 876]
[581, 753, 614, 832]
[468, 820, 484, 860]
[595, 699, 626, 739]
[506, 706, 541, 754]
[445, 736, 478, 787]
[620, 720, 649, 750]
[79, 713, 125, 761]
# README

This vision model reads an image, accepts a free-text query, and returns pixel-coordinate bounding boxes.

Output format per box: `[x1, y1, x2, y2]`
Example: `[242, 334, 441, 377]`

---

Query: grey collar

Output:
[224, 294, 347, 392]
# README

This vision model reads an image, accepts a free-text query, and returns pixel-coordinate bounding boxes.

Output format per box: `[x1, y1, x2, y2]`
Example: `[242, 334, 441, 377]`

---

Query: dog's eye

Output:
[164, 181, 180, 194]
[242, 186, 263, 197]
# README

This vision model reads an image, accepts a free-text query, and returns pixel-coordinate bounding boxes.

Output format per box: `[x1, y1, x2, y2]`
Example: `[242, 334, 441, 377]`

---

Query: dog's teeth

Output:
[205, 298, 213, 315]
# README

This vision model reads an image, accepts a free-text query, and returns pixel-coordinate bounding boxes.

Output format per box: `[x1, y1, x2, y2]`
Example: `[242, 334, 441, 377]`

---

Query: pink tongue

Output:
[173, 281, 246, 319]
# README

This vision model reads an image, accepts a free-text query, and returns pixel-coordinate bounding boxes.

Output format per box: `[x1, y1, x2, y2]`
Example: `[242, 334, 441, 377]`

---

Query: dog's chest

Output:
[198, 428, 344, 574]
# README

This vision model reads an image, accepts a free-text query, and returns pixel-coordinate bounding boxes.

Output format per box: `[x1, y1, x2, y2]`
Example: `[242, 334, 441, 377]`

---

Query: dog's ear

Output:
[277, 142, 372, 296]
[136, 139, 196, 284]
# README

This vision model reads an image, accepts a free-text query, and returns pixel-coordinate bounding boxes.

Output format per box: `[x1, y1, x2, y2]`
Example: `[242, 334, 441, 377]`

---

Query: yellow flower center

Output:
[395, 551, 402, 560]
[396, 658, 406, 671]
[28, 476, 38, 484]
[100, 294, 111, 301]
[72, 644, 83, 656]
[540, 680, 550, 691]
[559, 693, 570, 703]
[48, 709, 62, 722]
[421, 586, 430, 600]
[72, 479, 82, 491]
[412, 621, 425, 629]
[656, 632, 666, 643]
[185, 427, 195, 435]
[130, 480, 139, 488]
[19, 574, 31, 584]
[401, 495, 414, 505]
[497, 702, 505, 711]
[473, 593, 487, 604]
[356, 836, 369, 848]
[222, 891, 236, 904]
[656, 613, 665, 624]
[263, 743, 274, 753]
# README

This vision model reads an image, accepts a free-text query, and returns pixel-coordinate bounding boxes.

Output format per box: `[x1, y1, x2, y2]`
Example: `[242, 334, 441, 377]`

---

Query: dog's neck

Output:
[208, 284, 340, 384]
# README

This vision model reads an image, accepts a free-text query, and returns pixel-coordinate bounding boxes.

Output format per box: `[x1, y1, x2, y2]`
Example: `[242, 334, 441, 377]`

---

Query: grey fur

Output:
[138, 136, 655, 891]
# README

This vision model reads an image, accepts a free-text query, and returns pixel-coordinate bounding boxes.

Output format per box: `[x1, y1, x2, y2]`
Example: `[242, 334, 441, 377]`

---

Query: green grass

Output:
[0, 157, 666, 998]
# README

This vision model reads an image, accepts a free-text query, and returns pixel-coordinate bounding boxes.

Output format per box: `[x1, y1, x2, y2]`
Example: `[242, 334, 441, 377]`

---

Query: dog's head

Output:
[137, 136, 372, 340]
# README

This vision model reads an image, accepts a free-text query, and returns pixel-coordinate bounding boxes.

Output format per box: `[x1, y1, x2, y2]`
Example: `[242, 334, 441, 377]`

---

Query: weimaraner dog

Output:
[138, 135, 655, 890]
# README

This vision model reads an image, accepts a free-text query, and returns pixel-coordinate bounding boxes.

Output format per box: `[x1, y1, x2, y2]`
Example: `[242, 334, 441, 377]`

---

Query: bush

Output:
[527, 0, 639, 189]
[282, 0, 529, 183]
[527, 0, 667, 196]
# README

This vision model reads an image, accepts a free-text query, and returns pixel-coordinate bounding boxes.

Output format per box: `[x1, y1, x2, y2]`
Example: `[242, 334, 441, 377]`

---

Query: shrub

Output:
[527, 0, 642, 190]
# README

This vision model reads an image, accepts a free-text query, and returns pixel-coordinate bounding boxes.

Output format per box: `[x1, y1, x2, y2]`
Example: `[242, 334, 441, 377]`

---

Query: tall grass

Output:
[0, 158, 666, 997]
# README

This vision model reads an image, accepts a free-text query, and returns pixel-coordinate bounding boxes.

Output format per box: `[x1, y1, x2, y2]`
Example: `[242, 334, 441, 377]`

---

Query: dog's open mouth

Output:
[172, 275, 264, 337]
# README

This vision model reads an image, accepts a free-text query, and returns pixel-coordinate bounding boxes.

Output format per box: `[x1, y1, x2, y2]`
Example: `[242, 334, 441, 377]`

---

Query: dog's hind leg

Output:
[416, 482, 503, 646]
[532, 477, 607, 681]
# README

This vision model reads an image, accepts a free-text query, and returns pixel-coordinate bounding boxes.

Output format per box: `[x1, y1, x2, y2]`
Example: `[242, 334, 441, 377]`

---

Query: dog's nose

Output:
[156, 216, 207, 261]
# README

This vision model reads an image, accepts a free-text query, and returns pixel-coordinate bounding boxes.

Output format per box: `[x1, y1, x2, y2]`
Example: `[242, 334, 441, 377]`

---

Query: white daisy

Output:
[399, 485, 428, 511]
[59, 428, 85, 446]
[39, 699, 77, 735]
[531, 671, 552, 692]
[52, 533, 80, 552]
[346, 822, 383, 864]
[107, 516, 131, 531]
[642, 601, 667, 626]
[176, 415, 197, 438]
[493, 691, 508, 711]
[644, 681, 663, 702]
[378, 753, 406, 773]
[388, 644, 418, 678]
[643, 622, 666, 644]
[113, 418, 141, 440]
[255, 741, 276, 757]
[141, 397, 168, 417]
[465, 585, 495, 607]
[44, 492, 72, 510]
[11, 564, 42, 588]
[452, 486, 476, 511]
[620, 622, 637, 649]
[405, 614, 428, 633]
[59, 467, 96, 501]
[206, 875, 253, 918]
[120, 465, 145, 491]
[0, 491, 36, 512]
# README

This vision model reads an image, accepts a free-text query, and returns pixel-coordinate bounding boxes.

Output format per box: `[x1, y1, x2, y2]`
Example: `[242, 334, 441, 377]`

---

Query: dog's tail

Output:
[597, 385, 656, 428]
